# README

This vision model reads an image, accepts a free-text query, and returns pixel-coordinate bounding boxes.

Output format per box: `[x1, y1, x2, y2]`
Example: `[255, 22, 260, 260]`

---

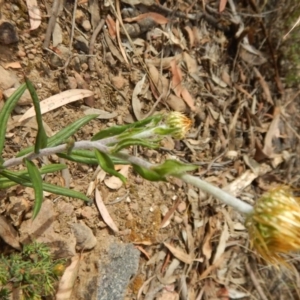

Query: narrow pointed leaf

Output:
[92, 114, 163, 141]
[0, 83, 26, 156]
[94, 150, 126, 183]
[0, 164, 67, 189]
[25, 160, 43, 219]
[152, 160, 198, 177]
[154, 127, 177, 136]
[57, 153, 99, 165]
[132, 164, 166, 182]
[0, 170, 90, 201]
[25, 78, 48, 153]
[112, 138, 159, 153]
[17, 114, 98, 157]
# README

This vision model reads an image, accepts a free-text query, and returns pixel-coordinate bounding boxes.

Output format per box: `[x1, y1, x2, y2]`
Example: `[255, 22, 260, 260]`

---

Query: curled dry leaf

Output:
[18, 89, 94, 122]
[163, 242, 193, 264]
[56, 255, 81, 300]
[104, 165, 130, 189]
[106, 14, 116, 38]
[124, 12, 168, 25]
[169, 60, 196, 111]
[148, 64, 169, 98]
[95, 188, 119, 232]
[132, 74, 147, 120]
[213, 222, 229, 264]
[0, 215, 21, 250]
[25, 0, 42, 30]
[4, 62, 22, 69]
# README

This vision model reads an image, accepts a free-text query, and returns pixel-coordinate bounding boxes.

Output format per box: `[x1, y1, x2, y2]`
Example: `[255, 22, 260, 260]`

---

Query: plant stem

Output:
[179, 174, 254, 215]
[2, 139, 254, 215]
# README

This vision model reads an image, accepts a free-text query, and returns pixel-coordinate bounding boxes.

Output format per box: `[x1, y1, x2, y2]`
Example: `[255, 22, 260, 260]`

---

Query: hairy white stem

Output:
[179, 174, 254, 215]
[3, 138, 254, 215]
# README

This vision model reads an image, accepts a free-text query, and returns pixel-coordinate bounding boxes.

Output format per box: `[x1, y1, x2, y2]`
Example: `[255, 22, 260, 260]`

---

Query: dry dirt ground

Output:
[1, 0, 300, 299]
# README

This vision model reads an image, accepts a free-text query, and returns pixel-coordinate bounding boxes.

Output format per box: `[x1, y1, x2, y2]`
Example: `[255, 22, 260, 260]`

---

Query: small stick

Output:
[88, 19, 105, 71]
[43, 0, 61, 49]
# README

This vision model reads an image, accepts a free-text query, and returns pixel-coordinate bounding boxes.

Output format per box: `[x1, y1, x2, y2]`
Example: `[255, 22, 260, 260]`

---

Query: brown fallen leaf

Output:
[104, 165, 130, 190]
[124, 12, 168, 25]
[213, 222, 229, 264]
[219, 0, 228, 12]
[169, 60, 196, 111]
[262, 107, 281, 157]
[132, 74, 147, 120]
[95, 188, 119, 232]
[163, 242, 193, 264]
[0, 215, 21, 250]
[56, 254, 81, 300]
[4, 62, 22, 69]
[18, 89, 94, 122]
[106, 14, 116, 38]
[25, 0, 41, 30]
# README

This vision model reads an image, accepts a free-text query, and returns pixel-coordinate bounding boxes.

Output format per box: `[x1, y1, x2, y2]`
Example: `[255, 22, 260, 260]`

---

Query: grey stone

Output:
[97, 243, 140, 300]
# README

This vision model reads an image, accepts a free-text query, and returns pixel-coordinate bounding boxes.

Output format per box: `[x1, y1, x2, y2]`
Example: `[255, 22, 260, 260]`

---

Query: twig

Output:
[43, 0, 61, 49]
[88, 19, 105, 71]
[56, 0, 78, 72]
[245, 260, 269, 300]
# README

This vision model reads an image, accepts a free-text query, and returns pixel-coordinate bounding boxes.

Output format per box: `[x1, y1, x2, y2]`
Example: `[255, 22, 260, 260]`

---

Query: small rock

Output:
[0, 20, 18, 44]
[0, 66, 19, 90]
[3, 88, 32, 105]
[177, 201, 187, 213]
[7, 196, 30, 227]
[17, 49, 26, 57]
[82, 19, 91, 32]
[27, 53, 35, 60]
[80, 206, 96, 219]
[19, 200, 76, 258]
[111, 75, 126, 90]
[173, 215, 183, 224]
[67, 76, 77, 89]
[72, 222, 97, 250]
[75, 9, 85, 24]
[166, 94, 187, 112]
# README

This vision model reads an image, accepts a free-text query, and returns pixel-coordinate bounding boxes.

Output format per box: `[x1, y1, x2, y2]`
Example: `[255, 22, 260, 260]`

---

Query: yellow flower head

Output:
[246, 186, 300, 265]
[166, 112, 193, 139]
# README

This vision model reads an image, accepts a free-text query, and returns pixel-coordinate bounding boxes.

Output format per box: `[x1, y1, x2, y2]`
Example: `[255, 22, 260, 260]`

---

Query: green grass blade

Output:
[16, 114, 98, 157]
[0, 164, 67, 189]
[25, 78, 48, 153]
[0, 83, 26, 158]
[25, 160, 43, 219]
[1, 170, 90, 202]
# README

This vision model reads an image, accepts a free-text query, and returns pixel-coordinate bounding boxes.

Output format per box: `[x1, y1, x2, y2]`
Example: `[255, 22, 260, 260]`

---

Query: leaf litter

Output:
[1, 0, 300, 299]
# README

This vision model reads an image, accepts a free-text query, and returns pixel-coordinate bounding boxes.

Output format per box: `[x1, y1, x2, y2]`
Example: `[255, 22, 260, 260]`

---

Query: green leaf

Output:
[57, 153, 99, 165]
[25, 78, 48, 153]
[0, 163, 67, 189]
[132, 164, 166, 182]
[112, 138, 159, 153]
[0, 170, 90, 202]
[92, 114, 163, 141]
[0, 83, 26, 156]
[16, 114, 98, 157]
[152, 160, 198, 177]
[58, 150, 129, 165]
[25, 160, 43, 219]
[94, 150, 126, 183]
[154, 127, 177, 136]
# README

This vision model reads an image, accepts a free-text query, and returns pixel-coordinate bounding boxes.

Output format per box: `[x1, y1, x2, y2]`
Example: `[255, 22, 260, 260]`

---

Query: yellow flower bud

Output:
[166, 112, 193, 139]
[246, 186, 300, 265]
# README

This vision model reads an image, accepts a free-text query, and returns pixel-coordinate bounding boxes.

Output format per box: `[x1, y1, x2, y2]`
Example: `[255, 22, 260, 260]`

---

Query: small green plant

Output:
[0, 79, 300, 271]
[0, 242, 65, 299]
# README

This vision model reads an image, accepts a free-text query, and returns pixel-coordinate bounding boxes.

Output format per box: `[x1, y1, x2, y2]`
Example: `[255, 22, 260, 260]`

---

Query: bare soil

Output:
[1, 0, 300, 299]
